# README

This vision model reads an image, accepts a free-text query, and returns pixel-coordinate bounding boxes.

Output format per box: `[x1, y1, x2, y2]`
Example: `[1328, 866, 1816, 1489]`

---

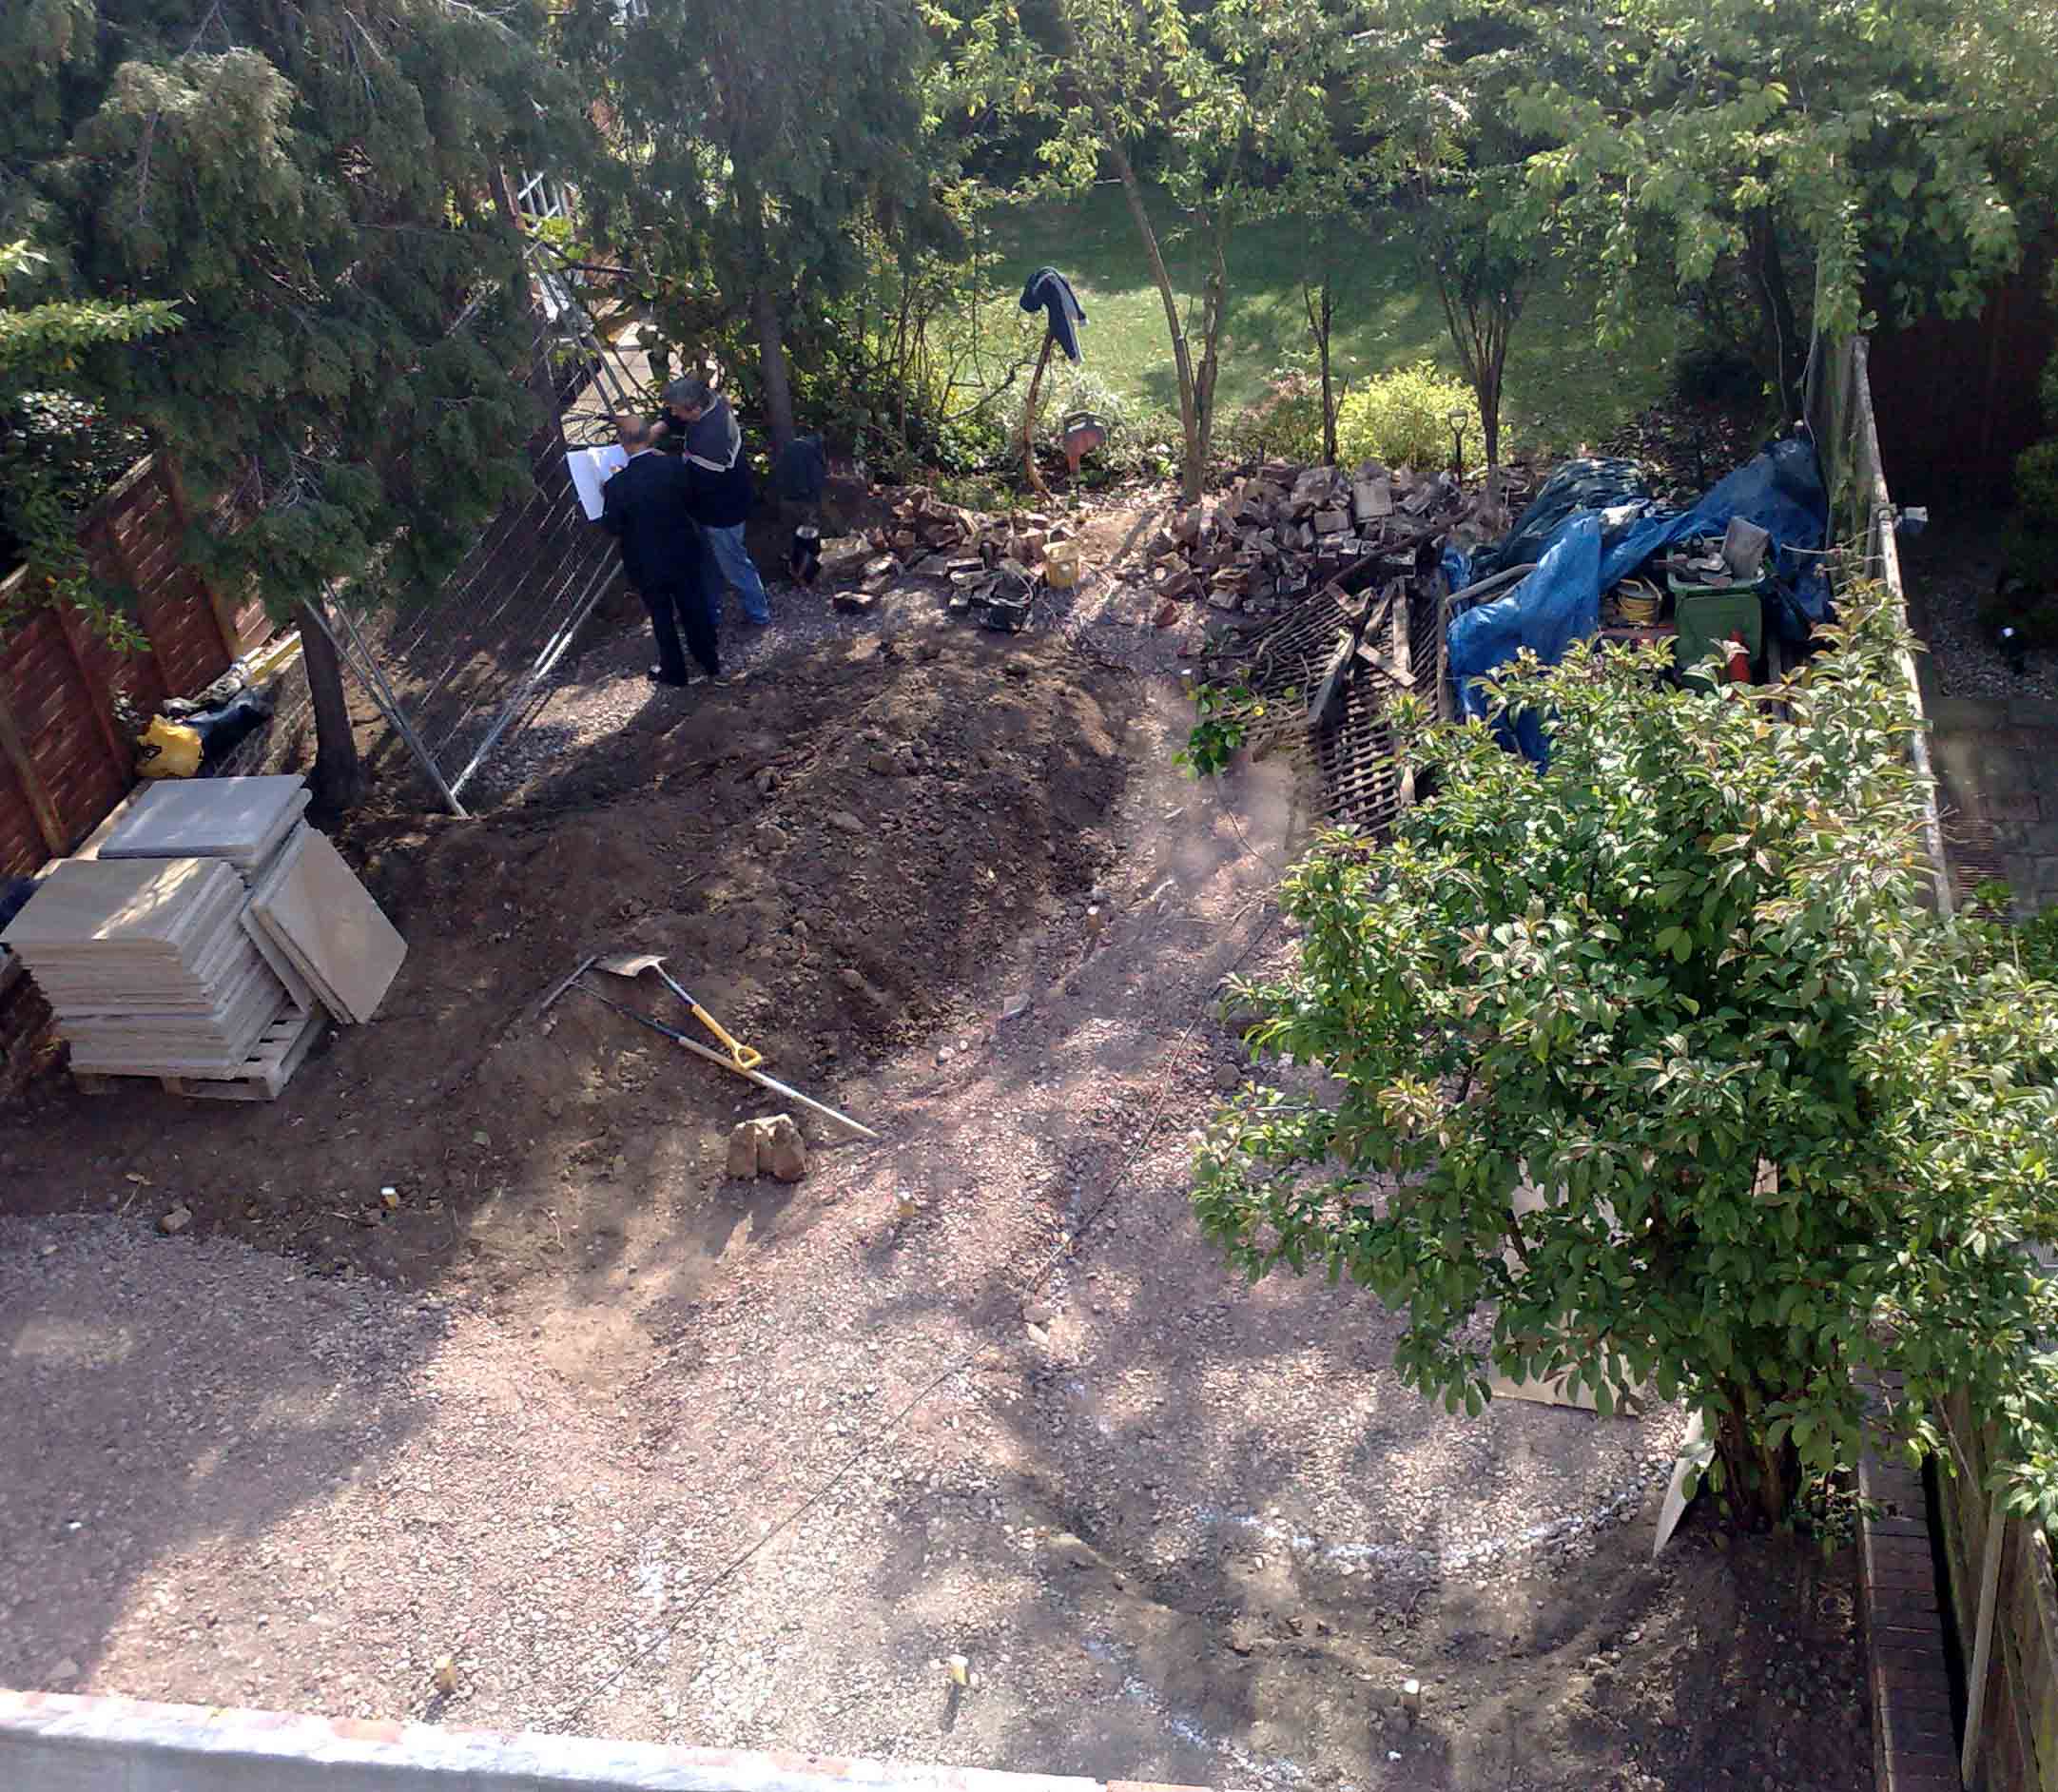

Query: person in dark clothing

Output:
[600, 417, 722, 686]
[656, 377, 772, 624]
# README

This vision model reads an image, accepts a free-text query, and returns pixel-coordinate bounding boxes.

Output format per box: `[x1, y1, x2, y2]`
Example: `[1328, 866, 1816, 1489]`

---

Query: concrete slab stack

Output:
[0, 858, 289, 1077]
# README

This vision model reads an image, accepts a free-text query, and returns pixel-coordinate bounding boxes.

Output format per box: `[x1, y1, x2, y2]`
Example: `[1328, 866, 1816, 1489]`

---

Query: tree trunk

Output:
[751, 283, 797, 456]
[1056, 12, 1202, 499]
[1193, 204, 1232, 472]
[1714, 1389, 1801, 1529]
[1101, 140, 1201, 502]
[1480, 353, 1502, 470]
[297, 597, 364, 813]
[1749, 210, 1804, 423]
[1021, 326, 1057, 497]
[1306, 277, 1337, 465]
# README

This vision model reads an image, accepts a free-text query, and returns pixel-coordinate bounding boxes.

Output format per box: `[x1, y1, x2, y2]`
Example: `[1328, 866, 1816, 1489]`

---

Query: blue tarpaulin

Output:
[1448, 514, 1602, 763]
[1590, 436, 1832, 634]
[1446, 436, 1835, 761]
[1475, 458, 1659, 581]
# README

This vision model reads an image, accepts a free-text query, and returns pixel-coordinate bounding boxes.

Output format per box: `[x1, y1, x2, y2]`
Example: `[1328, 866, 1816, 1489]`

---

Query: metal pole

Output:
[447, 556, 618, 801]
[312, 586, 470, 820]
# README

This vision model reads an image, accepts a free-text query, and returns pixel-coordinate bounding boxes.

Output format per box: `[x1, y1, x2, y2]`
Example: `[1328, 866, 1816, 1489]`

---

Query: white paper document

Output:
[569, 444, 629, 521]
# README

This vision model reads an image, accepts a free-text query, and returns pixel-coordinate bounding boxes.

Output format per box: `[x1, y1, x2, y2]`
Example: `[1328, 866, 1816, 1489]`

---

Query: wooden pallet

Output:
[74, 1000, 326, 1101]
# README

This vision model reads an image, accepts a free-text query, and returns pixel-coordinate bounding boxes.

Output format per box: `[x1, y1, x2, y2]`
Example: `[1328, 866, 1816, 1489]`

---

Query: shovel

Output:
[596, 951, 763, 1070]
[570, 982, 879, 1141]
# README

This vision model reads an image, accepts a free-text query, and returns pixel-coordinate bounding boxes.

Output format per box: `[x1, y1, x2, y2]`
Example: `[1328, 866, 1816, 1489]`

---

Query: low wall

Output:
[0, 1687, 1167, 1792]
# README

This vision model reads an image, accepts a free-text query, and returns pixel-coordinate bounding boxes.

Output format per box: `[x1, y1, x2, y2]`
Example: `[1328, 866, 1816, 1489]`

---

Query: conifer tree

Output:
[3, 0, 592, 807]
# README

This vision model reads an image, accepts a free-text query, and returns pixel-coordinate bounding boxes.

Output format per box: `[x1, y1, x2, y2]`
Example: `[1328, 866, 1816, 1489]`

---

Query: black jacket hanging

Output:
[1019, 267, 1087, 363]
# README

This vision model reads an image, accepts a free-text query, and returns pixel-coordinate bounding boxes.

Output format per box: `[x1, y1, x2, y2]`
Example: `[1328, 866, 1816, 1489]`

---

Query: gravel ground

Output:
[0, 598, 1870, 1791]
[1900, 510, 2058, 703]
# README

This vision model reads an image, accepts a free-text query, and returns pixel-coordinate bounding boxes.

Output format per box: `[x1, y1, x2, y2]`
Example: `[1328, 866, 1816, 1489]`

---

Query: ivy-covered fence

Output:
[0, 457, 268, 877]
[1812, 328, 2058, 1792]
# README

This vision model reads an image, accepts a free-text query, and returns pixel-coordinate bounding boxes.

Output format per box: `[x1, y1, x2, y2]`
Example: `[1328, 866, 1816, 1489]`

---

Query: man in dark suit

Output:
[599, 416, 722, 687]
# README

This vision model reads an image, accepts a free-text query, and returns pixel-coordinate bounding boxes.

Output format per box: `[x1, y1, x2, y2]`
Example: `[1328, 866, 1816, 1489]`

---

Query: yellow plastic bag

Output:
[137, 715, 202, 779]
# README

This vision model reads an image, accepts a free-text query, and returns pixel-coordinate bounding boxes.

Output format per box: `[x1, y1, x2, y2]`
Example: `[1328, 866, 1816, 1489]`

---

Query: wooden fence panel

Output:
[0, 611, 128, 868]
[0, 457, 239, 877]
[0, 711, 57, 871]
[81, 459, 236, 698]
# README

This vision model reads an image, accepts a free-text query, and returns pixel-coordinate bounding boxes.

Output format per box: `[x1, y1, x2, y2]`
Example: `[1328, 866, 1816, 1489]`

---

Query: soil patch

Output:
[0, 545, 1873, 1791]
[0, 628, 1135, 1349]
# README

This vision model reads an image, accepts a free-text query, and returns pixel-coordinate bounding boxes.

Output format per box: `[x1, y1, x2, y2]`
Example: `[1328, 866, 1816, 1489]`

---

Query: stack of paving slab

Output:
[1, 856, 295, 1080]
[99, 774, 312, 887]
[0, 775, 407, 1099]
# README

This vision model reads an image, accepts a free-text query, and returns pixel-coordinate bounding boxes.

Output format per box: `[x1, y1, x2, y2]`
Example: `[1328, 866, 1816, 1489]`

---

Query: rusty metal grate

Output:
[1204, 574, 1443, 836]
[1317, 677, 1405, 834]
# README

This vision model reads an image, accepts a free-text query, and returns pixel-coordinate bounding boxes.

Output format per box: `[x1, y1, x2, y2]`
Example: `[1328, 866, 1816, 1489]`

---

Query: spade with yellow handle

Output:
[536, 949, 877, 1140]
[595, 951, 763, 1070]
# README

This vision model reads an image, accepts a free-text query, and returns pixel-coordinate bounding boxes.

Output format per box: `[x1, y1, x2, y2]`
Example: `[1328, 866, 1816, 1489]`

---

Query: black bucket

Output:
[789, 524, 823, 587]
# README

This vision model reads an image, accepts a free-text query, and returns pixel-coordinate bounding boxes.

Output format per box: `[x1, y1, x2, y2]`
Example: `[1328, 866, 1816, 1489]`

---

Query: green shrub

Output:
[1225, 372, 1327, 464]
[1988, 438, 2058, 651]
[1673, 340, 1763, 408]
[1334, 361, 1483, 471]
[1028, 368, 1180, 482]
[1969, 882, 2058, 979]
[1985, 529, 2058, 653]
[2016, 438, 2058, 531]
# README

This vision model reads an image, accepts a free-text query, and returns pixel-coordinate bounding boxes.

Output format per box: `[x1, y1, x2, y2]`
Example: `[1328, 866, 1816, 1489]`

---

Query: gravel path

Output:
[0, 648, 1866, 1792]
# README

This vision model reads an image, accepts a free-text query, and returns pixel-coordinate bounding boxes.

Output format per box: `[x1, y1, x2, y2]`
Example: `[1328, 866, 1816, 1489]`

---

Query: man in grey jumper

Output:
[657, 378, 772, 625]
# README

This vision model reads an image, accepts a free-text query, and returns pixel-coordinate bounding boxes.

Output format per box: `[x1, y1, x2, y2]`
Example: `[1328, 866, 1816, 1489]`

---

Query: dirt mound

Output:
[360, 628, 1131, 1084]
[0, 627, 1136, 1301]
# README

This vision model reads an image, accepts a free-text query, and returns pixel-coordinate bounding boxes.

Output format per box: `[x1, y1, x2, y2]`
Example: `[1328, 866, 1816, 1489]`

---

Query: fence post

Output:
[155, 456, 243, 662]
[51, 603, 130, 781]
[310, 588, 470, 821]
[1960, 1486, 2008, 1785]
[0, 680, 65, 857]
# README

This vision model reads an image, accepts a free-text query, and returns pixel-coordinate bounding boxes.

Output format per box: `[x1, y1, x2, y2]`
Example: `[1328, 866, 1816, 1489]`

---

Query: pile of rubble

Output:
[1142, 459, 1507, 626]
[829, 490, 1077, 616]
[823, 460, 1515, 632]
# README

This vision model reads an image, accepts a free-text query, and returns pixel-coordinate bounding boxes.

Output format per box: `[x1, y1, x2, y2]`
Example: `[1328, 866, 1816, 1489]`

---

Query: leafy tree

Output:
[4, 0, 591, 808]
[1508, 0, 2029, 415]
[1193, 591, 2058, 1529]
[0, 243, 179, 397]
[951, 0, 1388, 503]
[1277, 147, 1389, 471]
[1412, 174, 1534, 473]
[1388, 3, 1560, 476]
[558, 0, 942, 457]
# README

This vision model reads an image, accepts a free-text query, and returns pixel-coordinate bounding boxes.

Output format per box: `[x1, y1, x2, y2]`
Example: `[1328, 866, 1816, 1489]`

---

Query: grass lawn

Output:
[980, 183, 1679, 457]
